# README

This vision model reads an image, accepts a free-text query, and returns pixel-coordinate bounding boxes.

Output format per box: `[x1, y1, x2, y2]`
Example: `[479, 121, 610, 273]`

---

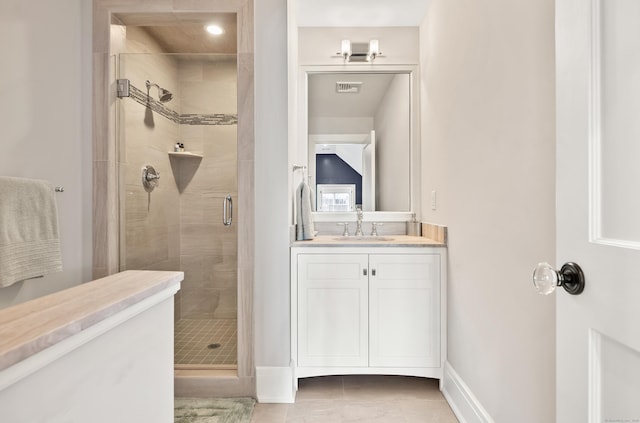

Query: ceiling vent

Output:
[336, 81, 363, 93]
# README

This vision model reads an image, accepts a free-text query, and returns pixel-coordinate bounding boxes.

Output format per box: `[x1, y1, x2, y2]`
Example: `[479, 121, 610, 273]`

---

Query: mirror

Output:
[306, 71, 412, 212]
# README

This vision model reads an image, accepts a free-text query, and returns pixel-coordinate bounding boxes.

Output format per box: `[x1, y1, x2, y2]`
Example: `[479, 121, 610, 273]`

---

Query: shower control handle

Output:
[141, 165, 160, 193]
[223, 195, 233, 226]
[145, 172, 160, 181]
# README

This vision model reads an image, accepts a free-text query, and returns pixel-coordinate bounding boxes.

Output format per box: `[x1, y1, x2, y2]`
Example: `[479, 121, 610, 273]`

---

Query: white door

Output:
[369, 254, 440, 368]
[556, 0, 640, 421]
[297, 254, 369, 367]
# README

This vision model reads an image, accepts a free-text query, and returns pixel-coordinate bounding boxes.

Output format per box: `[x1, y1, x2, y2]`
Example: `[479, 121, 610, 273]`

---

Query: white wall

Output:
[374, 74, 410, 211]
[255, 0, 292, 368]
[0, 0, 92, 308]
[420, 0, 556, 422]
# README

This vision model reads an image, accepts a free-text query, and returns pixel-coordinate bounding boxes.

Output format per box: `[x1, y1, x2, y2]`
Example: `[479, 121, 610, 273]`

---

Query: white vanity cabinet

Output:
[291, 245, 447, 380]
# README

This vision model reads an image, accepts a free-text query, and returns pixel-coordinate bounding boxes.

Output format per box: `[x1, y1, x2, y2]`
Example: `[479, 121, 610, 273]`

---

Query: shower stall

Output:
[117, 52, 239, 369]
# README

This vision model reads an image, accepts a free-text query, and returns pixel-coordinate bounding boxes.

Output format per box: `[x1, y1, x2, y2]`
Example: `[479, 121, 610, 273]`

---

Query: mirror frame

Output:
[298, 65, 420, 222]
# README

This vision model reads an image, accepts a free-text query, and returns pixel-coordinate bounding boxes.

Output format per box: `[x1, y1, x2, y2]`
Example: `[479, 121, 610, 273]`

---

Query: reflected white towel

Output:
[296, 181, 315, 241]
[0, 177, 63, 287]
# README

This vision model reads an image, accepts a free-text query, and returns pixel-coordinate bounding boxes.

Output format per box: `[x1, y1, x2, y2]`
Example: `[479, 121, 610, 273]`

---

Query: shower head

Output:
[145, 80, 173, 103]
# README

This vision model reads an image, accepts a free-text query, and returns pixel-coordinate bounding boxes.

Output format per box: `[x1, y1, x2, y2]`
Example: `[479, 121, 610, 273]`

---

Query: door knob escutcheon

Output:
[533, 262, 585, 295]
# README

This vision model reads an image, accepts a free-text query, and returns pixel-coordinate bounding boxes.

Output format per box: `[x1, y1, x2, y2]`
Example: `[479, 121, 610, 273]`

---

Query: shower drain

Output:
[207, 343, 221, 349]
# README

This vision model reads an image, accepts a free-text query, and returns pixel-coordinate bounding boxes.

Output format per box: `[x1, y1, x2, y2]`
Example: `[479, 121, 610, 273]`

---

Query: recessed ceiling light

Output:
[205, 24, 224, 35]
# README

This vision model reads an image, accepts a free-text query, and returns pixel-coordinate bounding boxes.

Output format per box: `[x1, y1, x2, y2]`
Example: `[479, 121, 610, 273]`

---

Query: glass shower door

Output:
[117, 53, 238, 368]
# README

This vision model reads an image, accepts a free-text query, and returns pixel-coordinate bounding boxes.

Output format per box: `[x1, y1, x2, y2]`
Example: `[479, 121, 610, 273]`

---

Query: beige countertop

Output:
[291, 235, 445, 247]
[0, 270, 183, 372]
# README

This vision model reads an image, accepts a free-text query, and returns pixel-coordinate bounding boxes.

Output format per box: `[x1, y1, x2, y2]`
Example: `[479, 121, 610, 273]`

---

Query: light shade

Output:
[341, 39, 352, 58]
[367, 40, 380, 62]
[205, 24, 224, 35]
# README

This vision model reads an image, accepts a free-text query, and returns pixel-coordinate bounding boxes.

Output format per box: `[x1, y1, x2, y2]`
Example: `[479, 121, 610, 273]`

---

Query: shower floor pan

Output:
[174, 318, 237, 368]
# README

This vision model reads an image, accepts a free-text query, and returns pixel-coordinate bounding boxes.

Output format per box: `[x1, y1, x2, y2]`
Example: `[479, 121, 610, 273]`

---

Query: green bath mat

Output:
[174, 397, 255, 423]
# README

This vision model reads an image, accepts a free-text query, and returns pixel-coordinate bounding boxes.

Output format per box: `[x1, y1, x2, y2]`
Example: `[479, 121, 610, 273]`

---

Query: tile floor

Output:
[174, 318, 237, 366]
[249, 375, 459, 423]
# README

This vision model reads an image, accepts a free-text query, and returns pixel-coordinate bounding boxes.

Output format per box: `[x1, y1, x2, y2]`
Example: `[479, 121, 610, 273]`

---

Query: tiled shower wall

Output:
[119, 28, 238, 321]
[120, 52, 181, 274]
[177, 57, 238, 320]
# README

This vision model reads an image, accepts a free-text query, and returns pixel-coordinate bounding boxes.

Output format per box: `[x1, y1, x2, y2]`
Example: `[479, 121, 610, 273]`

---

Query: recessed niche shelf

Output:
[168, 151, 203, 159]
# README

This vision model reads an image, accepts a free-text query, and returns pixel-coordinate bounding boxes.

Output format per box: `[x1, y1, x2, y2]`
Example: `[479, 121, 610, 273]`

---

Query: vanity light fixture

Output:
[367, 40, 380, 62]
[340, 40, 352, 61]
[336, 39, 382, 63]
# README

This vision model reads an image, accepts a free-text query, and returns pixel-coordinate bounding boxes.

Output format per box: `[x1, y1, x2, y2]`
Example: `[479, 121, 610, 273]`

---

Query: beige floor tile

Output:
[342, 375, 444, 401]
[295, 376, 345, 401]
[250, 376, 459, 423]
[284, 400, 345, 422]
[398, 399, 459, 423]
[341, 400, 406, 423]
[250, 403, 290, 423]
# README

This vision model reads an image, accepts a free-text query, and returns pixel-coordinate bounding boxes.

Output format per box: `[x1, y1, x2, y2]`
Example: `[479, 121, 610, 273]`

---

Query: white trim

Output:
[591, 237, 640, 251]
[586, 0, 640, 251]
[441, 362, 495, 423]
[296, 65, 421, 220]
[588, 0, 603, 244]
[588, 329, 602, 423]
[0, 285, 179, 391]
[256, 366, 296, 403]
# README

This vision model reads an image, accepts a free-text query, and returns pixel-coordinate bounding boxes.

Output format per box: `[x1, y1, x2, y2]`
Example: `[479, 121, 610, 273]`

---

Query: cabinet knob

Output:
[363, 268, 367, 276]
[533, 262, 585, 295]
[372, 269, 376, 276]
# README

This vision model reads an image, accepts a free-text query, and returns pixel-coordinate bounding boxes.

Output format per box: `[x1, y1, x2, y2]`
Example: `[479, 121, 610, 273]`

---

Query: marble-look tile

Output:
[172, 0, 240, 12]
[398, 399, 459, 423]
[250, 403, 289, 423]
[237, 53, 254, 162]
[249, 376, 458, 423]
[237, 0, 253, 54]
[342, 375, 444, 401]
[341, 400, 405, 423]
[237, 159, 254, 269]
[422, 222, 448, 245]
[236, 264, 254, 376]
[178, 59, 204, 82]
[180, 223, 224, 256]
[284, 400, 345, 423]
[181, 79, 236, 114]
[295, 376, 344, 401]
[179, 191, 204, 225]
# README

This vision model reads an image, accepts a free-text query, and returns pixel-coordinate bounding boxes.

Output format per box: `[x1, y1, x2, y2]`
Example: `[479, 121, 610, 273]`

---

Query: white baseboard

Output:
[441, 361, 494, 423]
[256, 366, 296, 403]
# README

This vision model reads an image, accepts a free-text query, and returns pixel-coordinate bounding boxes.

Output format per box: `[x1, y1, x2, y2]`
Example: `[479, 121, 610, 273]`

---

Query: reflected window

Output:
[317, 184, 356, 212]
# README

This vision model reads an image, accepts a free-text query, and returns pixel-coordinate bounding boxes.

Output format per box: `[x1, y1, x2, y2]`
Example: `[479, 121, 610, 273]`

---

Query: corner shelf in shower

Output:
[168, 151, 203, 159]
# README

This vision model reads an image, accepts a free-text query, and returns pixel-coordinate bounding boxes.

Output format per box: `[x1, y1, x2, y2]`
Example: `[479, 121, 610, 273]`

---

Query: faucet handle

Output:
[371, 222, 384, 236]
[337, 222, 350, 236]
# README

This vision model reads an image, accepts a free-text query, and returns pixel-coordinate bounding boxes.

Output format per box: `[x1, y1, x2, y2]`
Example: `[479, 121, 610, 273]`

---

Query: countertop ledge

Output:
[291, 235, 445, 247]
[0, 270, 183, 372]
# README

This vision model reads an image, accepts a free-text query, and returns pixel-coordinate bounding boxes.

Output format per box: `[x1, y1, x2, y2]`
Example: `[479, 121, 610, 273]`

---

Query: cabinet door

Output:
[369, 254, 440, 368]
[298, 254, 369, 367]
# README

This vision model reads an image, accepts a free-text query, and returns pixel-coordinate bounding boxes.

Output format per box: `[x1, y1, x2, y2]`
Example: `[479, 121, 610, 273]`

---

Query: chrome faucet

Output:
[355, 206, 363, 236]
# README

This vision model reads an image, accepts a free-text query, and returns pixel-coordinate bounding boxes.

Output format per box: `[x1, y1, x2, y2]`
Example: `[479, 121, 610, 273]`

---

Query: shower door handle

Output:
[223, 195, 233, 226]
